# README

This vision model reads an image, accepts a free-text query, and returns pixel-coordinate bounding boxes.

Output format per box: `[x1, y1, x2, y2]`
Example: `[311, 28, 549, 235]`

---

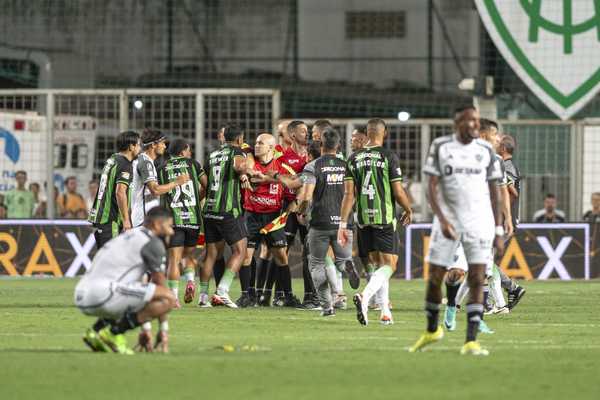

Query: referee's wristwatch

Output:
[495, 226, 505, 236]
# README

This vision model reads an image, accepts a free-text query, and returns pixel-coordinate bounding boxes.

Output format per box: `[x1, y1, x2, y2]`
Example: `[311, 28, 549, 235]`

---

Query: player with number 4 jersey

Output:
[158, 139, 207, 308]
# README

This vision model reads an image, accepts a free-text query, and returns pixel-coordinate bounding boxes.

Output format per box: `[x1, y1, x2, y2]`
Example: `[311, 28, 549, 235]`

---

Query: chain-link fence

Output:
[3, 1, 599, 120]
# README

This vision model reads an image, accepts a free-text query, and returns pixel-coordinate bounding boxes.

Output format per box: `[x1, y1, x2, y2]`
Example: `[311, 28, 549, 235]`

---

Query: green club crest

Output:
[476, 0, 600, 119]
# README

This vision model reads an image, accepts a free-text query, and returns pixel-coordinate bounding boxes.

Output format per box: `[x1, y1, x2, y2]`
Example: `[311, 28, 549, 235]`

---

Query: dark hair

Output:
[223, 123, 244, 142]
[480, 118, 498, 132]
[144, 206, 172, 225]
[313, 119, 333, 132]
[454, 104, 477, 116]
[141, 128, 165, 147]
[29, 182, 40, 189]
[500, 135, 516, 155]
[15, 170, 27, 178]
[321, 127, 340, 151]
[353, 126, 366, 135]
[545, 193, 556, 199]
[307, 141, 321, 160]
[367, 118, 386, 132]
[287, 120, 305, 135]
[168, 138, 190, 157]
[116, 130, 140, 151]
[65, 176, 77, 185]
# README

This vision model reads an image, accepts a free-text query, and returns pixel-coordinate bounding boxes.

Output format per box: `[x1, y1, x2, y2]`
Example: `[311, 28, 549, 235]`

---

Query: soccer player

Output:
[158, 139, 207, 308]
[75, 206, 176, 354]
[89, 130, 140, 248]
[409, 106, 504, 356]
[131, 129, 190, 228]
[351, 127, 368, 152]
[278, 120, 318, 308]
[237, 133, 300, 307]
[203, 124, 253, 307]
[299, 128, 359, 317]
[338, 118, 413, 326]
[498, 134, 526, 309]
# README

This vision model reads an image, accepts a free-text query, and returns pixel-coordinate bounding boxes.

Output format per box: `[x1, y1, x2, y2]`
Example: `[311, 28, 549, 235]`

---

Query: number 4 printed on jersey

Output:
[361, 171, 375, 200]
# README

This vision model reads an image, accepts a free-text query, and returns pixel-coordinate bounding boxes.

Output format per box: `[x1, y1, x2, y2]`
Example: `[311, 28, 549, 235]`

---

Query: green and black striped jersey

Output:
[345, 146, 403, 226]
[158, 156, 205, 227]
[89, 153, 133, 226]
[203, 144, 245, 217]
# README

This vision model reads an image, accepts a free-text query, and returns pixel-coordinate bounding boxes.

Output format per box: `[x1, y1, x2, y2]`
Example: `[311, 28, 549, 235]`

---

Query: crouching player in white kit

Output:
[75, 206, 177, 354]
[409, 106, 505, 356]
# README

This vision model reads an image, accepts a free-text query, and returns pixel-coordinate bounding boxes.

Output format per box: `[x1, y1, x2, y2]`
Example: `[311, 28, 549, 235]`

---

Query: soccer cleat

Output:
[460, 341, 489, 356]
[478, 320, 495, 334]
[257, 293, 271, 307]
[333, 294, 347, 310]
[235, 293, 254, 308]
[134, 330, 153, 352]
[353, 293, 369, 326]
[282, 294, 303, 308]
[444, 306, 457, 331]
[211, 293, 238, 308]
[507, 286, 526, 310]
[183, 280, 196, 304]
[345, 260, 360, 289]
[297, 299, 322, 310]
[380, 314, 394, 326]
[98, 328, 134, 355]
[82, 328, 107, 352]
[486, 306, 510, 315]
[408, 326, 444, 353]
[320, 308, 336, 317]
[272, 293, 285, 307]
[198, 293, 212, 308]
[154, 330, 169, 353]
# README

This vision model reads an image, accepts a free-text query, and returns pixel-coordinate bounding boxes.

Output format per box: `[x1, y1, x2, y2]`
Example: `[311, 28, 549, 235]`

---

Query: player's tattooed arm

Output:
[427, 175, 456, 239]
[116, 183, 132, 231]
[391, 181, 413, 226]
[337, 180, 355, 246]
[489, 182, 505, 256]
[297, 183, 315, 215]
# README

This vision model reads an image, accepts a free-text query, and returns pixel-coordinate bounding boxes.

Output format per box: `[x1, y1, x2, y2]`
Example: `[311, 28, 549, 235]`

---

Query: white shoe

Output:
[211, 293, 238, 309]
[380, 313, 394, 326]
[198, 293, 212, 308]
[493, 306, 510, 315]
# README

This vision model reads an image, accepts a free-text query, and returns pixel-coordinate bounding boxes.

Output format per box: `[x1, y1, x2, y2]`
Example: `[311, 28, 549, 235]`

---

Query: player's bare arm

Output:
[147, 174, 190, 196]
[427, 175, 456, 239]
[116, 182, 132, 230]
[391, 180, 413, 226]
[337, 180, 355, 246]
[489, 182, 505, 256]
[297, 182, 315, 215]
[500, 185, 514, 236]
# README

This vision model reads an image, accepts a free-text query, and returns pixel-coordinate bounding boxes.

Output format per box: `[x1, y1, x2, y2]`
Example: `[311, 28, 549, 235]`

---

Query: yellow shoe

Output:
[408, 326, 444, 353]
[460, 341, 489, 356]
[98, 328, 134, 355]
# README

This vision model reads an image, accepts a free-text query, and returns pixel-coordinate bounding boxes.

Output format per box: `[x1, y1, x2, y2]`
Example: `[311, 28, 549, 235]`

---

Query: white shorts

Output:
[426, 223, 493, 269]
[74, 279, 156, 319]
[446, 243, 494, 276]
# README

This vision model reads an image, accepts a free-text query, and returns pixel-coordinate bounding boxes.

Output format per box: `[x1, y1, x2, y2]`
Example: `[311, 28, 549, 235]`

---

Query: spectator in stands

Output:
[4, 171, 35, 218]
[582, 192, 600, 223]
[29, 182, 47, 217]
[58, 176, 87, 219]
[533, 193, 566, 223]
[86, 179, 99, 214]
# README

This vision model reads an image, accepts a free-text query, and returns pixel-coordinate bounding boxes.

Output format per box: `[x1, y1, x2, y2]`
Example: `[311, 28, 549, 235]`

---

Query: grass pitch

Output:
[0, 278, 599, 400]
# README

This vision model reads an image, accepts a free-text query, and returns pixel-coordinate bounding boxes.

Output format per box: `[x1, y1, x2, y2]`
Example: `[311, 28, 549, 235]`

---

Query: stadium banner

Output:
[402, 224, 592, 280]
[0, 220, 95, 277]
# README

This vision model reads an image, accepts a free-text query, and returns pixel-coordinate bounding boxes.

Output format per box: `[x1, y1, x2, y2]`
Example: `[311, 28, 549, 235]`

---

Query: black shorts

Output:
[357, 224, 399, 255]
[246, 211, 287, 249]
[94, 222, 121, 250]
[356, 226, 369, 259]
[169, 226, 200, 248]
[204, 213, 248, 246]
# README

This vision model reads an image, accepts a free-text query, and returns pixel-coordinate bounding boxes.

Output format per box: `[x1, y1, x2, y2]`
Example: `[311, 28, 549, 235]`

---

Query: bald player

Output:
[237, 133, 301, 307]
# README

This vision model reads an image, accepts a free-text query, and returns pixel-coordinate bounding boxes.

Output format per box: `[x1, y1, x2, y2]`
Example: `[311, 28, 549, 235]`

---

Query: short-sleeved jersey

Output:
[158, 156, 205, 227]
[89, 153, 133, 226]
[303, 154, 347, 230]
[81, 227, 166, 284]
[244, 158, 294, 214]
[504, 157, 521, 226]
[131, 152, 159, 227]
[423, 134, 503, 232]
[203, 144, 245, 217]
[278, 146, 308, 201]
[4, 189, 35, 218]
[345, 146, 404, 226]
[495, 155, 508, 187]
